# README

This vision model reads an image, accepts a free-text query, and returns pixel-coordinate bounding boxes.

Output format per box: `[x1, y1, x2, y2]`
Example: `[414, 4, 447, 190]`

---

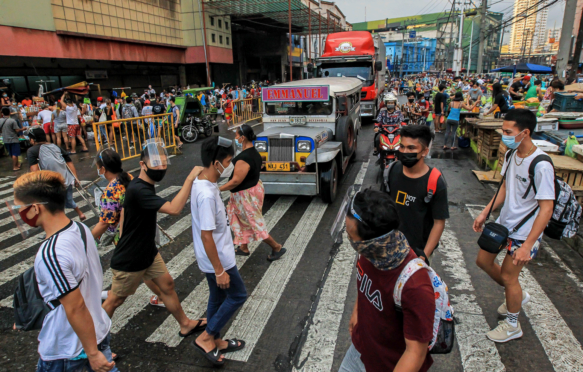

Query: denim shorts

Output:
[506, 237, 541, 258]
[36, 333, 118, 372]
[5, 143, 21, 157]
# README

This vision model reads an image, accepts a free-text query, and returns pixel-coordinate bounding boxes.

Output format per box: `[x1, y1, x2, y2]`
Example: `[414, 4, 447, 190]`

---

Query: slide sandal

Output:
[178, 318, 207, 338]
[192, 342, 224, 366]
[267, 247, 287, 262]
[220, 339, 246, 353]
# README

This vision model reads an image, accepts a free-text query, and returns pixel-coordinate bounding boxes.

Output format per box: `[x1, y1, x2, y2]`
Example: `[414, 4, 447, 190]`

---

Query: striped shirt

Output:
[34, 221, 111, 361]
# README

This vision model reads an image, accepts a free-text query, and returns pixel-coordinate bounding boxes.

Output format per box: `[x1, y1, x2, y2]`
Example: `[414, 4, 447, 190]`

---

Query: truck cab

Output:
[255, 78, 362, 203]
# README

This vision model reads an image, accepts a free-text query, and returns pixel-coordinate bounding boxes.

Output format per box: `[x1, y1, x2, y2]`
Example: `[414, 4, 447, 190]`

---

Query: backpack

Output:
[394, 258, 455, 354]
[383, 161, 443, 203]
[13, 222, 87, 331]
[520, 153, 582, 239]
[122, 104, 134, 119]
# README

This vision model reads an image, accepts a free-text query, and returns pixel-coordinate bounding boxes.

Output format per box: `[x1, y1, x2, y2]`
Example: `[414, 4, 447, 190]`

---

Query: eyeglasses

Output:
[350, 191, 369, 227]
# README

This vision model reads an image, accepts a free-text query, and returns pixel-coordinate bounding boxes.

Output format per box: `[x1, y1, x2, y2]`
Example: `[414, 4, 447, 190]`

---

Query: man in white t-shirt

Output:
[12, 171, 117, 372]
[37, 104, 55, 144]
[190, 137, 247, 366]
[473, 109, 554, 343]
[60, 93, 88, 154]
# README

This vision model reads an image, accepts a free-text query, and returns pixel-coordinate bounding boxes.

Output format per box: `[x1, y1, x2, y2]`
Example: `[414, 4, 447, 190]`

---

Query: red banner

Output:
[262, 86, 329, 102]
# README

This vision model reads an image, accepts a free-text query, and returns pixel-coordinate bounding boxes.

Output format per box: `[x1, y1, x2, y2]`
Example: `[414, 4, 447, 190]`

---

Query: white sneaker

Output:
[487, 320, 523, 343]
[101, 290, 108, 301]
[497, 291, 530, 316]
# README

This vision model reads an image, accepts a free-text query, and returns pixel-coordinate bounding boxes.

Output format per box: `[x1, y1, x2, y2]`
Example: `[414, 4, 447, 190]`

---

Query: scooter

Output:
[377, 122, 405, 172]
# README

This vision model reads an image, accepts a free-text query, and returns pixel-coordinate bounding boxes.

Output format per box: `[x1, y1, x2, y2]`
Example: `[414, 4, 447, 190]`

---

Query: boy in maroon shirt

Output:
[340, 189, 436, 372]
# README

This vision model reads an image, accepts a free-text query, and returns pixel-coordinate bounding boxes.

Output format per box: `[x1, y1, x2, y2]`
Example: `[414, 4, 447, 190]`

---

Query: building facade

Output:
[509, 0, 550, 55]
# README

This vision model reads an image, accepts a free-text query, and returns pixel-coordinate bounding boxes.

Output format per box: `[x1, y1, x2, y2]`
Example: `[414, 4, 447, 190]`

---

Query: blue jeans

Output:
[205, 266, 247, 337]
[444, 119, 459, 148]
[36, 333, 119, 372]
[339, 343, 367, 372]
[65, 185, 77, 209]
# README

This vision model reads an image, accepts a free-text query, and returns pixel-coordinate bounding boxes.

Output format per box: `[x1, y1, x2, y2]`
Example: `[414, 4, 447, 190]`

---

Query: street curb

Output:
[563, 235, 583, 258]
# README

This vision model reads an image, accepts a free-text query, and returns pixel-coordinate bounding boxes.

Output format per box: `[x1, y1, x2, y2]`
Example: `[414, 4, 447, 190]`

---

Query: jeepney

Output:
[255, 77, 362, 203]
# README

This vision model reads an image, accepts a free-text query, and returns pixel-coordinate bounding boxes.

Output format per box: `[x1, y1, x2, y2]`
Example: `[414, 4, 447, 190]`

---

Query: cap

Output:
[523, 76, 531, 81]
[144, 100, 150, 104]
[97, 97, 103, 101]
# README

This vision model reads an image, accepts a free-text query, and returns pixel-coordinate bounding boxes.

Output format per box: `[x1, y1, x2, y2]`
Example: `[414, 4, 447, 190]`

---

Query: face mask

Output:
[408, 99, 414, 103]
[144, 165, 167, 182]
[348, 230, 410, 271]
[217, 161, 234, 178]
[398, 151, 422, 168]
[18, 104, 22, 108]
[235, 137, 243, 149]
[421, 99, 425, 103]
[386, 104, 395, 110]
[19, 205, 40, 228]
[97, 167, 106, 180]
[2, 94, 6, 97]
[501, 130, 525, 150]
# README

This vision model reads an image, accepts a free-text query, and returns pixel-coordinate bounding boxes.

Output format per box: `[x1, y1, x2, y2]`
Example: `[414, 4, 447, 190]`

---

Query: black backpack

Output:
[13, 222, 87, 331]
[521, 154, 582, 240]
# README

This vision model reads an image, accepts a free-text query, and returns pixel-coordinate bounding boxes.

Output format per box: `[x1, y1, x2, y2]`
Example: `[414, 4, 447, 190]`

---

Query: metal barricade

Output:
[92, 113, 176, 161]
[231, 97, 263, 126]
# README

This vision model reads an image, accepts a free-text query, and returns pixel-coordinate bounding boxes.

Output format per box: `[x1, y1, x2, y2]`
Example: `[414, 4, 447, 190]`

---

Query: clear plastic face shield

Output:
[5, 200, 47, 239]
[142, 138, 171, 169]
[213, 136, 233, 163]
[330, 186, 370, 243]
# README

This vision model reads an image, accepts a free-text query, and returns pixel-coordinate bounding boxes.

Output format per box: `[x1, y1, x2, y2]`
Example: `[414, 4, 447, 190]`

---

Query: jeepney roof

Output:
[272, 78, 362, 96]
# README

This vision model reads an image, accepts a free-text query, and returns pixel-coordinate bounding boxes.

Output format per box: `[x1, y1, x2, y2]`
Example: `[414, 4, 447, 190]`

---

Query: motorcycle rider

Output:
[374, 94, 404, 156]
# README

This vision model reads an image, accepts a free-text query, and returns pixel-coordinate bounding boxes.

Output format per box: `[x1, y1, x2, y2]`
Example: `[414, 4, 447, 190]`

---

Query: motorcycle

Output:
[377, 122, 406, 192]
[179, 113, 213, 143]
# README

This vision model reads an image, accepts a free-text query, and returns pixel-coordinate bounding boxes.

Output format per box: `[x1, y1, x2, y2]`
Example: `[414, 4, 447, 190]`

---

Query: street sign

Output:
[409, 31, 416, 39]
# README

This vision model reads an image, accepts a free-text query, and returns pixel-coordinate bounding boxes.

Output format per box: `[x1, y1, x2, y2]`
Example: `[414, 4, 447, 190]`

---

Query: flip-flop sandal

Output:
[267, 247, 287, 262]
[80, 149, 89, 153]
[178, 318, 207, 338]
[451, 147, 458, 150]
[235, 247, 250, 256]
[192, 342, 224, 366]
[149, 295, 166, 308]
[220, 339, 246, 353]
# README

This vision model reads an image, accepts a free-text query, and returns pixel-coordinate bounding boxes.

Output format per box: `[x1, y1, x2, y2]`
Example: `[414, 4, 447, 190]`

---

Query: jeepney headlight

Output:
[297, 140, 312, 152]
[255, 141, 267, 152]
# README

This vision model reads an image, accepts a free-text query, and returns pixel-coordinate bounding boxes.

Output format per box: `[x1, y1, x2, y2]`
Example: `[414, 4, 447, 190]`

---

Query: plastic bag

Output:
[565, 135, 578, 158]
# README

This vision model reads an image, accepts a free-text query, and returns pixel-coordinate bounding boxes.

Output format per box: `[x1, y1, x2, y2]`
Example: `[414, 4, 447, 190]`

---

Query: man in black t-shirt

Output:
[102, 141, 208, 338]
[509, 76, 530, 100]
[385, 125, 449, 263]
[433, 85, 446, 132]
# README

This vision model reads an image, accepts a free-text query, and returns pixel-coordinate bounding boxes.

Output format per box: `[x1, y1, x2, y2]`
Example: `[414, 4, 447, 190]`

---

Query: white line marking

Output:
[466, 205, 583, 371]
[0, 177, 16, 183]
[146, 196, 296, 347]
[110, 244, 196, 333]
[293, 160, 368, 372]
[440, 222, 506, 371]
[0, 186, 181, 306]
[224, 199, 328, 361]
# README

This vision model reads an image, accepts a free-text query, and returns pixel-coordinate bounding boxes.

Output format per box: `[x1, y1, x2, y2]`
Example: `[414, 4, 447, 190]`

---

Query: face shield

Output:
[142, 138, 171, 169]
[330, 185, 370, 243]
[5, 200, 47, 239]
[212, 136, 233, 164]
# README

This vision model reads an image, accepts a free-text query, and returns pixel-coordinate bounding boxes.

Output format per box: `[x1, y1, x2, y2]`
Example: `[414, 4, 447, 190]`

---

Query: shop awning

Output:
[490, 63, 552, 73]
[203, 0, 345, 34]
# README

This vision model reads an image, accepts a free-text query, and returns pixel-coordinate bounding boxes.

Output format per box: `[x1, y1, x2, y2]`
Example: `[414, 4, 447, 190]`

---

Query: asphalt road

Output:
[1, 105, 583, 371]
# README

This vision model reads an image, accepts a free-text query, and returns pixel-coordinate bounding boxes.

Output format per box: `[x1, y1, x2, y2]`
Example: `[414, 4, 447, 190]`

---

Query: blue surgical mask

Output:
[97, 167, 106, 180]
[501, 130, 525, 149]
[235, 137, 243, 149]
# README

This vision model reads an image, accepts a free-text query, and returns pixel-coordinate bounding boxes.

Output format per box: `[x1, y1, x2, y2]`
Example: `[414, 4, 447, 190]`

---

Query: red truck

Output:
[316, 31, 386, 119]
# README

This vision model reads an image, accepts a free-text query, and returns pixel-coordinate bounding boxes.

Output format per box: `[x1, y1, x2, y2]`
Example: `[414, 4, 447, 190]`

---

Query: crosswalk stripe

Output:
[466, 205, 583, 371]
[0, 186, 181, 304]
[292, 160, 368, 372]
[110, 244, 196, 333]
[146, 196, 296, 347]
[224, 199, 328, 362]
[0, 177, 16, 184]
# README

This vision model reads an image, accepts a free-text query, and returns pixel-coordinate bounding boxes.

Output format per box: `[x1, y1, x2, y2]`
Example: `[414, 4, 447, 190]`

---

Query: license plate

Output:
[290, 116, 306, 125]
[266, 162, 290, 171]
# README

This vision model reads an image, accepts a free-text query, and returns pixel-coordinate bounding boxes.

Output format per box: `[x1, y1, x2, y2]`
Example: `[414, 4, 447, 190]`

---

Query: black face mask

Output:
[398, 152, 421, 168]
[144, 165, 167, 182]
[408, 98, 415, 103]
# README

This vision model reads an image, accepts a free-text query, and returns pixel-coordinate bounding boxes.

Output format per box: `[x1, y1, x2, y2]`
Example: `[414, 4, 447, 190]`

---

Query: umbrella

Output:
[43, 81, 91, 96]
[490, 63, 552, 73]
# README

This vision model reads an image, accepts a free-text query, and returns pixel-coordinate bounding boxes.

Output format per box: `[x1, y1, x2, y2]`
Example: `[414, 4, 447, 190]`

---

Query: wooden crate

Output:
[478, 129, 501, 146]
[549, 154, 583, 188]
[480, 145, 499, 160]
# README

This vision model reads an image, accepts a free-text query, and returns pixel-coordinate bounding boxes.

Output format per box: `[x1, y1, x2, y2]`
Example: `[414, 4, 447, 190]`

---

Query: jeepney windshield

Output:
[265, 98, 333, 116]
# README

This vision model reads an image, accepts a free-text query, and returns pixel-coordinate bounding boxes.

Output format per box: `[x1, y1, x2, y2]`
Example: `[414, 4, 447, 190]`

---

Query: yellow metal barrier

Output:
[231, 97, 263, 126]
[92, 113, 177, 161]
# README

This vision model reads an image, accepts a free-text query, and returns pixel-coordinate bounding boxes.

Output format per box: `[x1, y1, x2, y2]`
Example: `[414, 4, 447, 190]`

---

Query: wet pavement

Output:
[1, 102, 583, 371]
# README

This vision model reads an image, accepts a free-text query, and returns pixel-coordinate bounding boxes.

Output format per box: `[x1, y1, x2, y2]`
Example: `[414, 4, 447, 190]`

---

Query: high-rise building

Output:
[509, 0, 550, 55]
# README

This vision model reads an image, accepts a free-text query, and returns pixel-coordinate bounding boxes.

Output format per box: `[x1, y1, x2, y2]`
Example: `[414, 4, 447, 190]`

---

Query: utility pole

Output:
[454, 0, 466, 75]
[557, 0, 578, 78]
[400, 30, 405, 77]
[568, 3, 583, 82]
[468, 17, 474, 71]
[476, 0, 488, 73]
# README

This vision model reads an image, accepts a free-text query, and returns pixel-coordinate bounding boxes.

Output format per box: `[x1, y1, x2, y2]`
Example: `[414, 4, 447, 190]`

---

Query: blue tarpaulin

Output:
[490, 63, 552, 73]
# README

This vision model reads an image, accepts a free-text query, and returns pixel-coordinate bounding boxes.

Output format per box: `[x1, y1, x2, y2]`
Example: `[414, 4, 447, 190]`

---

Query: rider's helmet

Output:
[383, 93, 398, 110]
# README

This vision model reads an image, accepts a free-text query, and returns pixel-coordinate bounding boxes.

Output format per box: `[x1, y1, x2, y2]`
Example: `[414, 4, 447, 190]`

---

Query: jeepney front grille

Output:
[268, 138, 294, 162]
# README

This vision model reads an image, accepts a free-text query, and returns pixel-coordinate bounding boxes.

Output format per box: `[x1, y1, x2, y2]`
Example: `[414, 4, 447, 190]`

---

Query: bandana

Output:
[349, 230, 411, 271]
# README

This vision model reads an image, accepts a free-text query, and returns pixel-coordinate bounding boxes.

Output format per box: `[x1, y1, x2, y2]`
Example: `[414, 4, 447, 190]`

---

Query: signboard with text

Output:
[262, 86, 330, 102]
[409, 30, 416, 39]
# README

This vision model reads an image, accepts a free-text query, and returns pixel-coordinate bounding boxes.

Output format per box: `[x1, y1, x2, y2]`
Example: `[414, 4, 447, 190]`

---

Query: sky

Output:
[331, 0, 566, 44]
